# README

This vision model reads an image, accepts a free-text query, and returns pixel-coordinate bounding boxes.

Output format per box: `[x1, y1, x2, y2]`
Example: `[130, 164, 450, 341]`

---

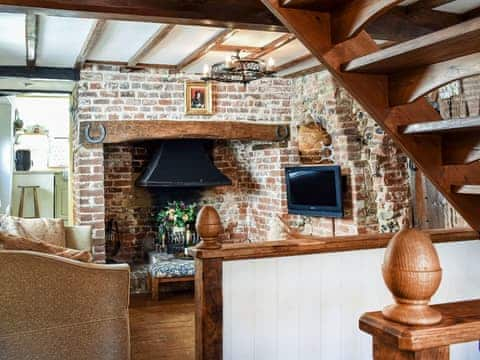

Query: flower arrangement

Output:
[157, 201, 198, 230]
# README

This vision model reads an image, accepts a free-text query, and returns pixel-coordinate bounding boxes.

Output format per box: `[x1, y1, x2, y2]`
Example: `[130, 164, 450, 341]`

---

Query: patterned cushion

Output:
[149, 259, 195, 278]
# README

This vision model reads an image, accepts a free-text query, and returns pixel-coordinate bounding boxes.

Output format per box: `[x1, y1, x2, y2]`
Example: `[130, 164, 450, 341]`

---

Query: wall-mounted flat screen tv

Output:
[285, 165, 344, 218]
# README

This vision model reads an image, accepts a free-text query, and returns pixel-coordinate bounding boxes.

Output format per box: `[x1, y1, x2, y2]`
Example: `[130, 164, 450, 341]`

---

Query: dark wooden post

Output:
[194, 206, 223, 360]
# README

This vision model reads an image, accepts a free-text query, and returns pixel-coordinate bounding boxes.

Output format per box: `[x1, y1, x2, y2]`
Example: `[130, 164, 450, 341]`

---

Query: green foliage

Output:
[157, 201, 198, 229]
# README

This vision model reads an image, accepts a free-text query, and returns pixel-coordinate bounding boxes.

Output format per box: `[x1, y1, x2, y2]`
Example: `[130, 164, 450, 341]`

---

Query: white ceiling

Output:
[88, 20, 162, 62]
[142, 25, 224, 65]
[0, 0, 478, 82]
[0, 13, 26, 66]
[37, 16, 95, 67]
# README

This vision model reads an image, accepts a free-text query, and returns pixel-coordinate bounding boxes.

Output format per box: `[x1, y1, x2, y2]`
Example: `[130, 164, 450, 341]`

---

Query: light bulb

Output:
[267, 58, 275, 71]
[203, 64, 210, 76]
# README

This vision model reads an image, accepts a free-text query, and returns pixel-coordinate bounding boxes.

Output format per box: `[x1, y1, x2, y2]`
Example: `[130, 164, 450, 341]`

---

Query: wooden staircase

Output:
[262, 0, 480, 233]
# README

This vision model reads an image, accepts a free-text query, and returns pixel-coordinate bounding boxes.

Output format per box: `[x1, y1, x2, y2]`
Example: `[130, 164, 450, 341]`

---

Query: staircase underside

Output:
[263, 0, 480, 233]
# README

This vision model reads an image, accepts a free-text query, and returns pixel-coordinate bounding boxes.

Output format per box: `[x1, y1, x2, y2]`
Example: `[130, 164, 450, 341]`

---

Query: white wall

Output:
[223, 241, 480, 360]
[0, 100, 13, 214]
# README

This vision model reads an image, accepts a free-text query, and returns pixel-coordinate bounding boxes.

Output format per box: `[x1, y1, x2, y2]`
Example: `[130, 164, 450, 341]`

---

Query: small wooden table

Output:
[360, 299, 480, 359]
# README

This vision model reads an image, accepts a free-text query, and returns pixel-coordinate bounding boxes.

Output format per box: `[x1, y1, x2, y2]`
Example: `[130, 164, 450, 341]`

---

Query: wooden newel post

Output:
[196, 206, 223, 249]
[194, 206, 223, 360]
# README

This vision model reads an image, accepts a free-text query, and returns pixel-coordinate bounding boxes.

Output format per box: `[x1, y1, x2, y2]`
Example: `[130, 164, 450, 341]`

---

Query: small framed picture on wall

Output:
[185, 81, 213, 115]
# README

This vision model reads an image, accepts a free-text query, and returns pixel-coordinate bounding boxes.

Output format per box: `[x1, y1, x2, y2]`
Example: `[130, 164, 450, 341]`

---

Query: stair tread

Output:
[343, 17, 480, 73]
[454, 185, 480, 195]
[401, 116, 480, 135]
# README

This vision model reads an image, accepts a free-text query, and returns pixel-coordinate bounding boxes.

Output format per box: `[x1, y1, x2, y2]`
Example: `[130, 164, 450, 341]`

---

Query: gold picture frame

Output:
[185, 81, 213, 115]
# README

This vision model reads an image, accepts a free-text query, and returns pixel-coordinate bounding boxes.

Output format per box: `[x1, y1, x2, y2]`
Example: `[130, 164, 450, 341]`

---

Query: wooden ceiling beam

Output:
[332, 0, 403, 44]
[127, 24, 175, 67]
[213, 44, 262, 53]
[274, 53, 313, 72]
[75, 19, 106, 69]
[0, 0, 286, 32]
[176, 29, 236, 71]
[251, 33, 295, 59]
[25, 13, 38, 67]
[284, 64, 325, 78]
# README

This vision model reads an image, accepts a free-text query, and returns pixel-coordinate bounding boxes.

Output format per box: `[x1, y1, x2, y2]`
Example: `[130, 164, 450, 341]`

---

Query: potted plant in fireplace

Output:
[157, 201, 198, 254]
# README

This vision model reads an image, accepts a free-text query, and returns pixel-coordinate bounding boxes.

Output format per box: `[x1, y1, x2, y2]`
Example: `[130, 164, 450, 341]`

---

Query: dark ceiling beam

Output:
[128, 24, 175, 67]
[75, 19, 106, 69]
[0, 0, 286, 32]
[0, 66, 79, 80]
[25, 13, 38, 67]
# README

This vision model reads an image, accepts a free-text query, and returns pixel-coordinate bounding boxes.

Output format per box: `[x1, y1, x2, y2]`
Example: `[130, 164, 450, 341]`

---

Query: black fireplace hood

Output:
[136, 139, 232, 188]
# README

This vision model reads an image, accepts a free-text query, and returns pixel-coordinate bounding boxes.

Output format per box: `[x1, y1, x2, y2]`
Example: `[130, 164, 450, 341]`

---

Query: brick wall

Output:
[73, 64, 293, 261]
[290, 71, 411, 235]
[74, 64, 463, 261]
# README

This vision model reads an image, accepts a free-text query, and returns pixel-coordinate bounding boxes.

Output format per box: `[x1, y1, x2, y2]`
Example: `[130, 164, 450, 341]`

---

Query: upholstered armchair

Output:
[0, 244, 130, 359]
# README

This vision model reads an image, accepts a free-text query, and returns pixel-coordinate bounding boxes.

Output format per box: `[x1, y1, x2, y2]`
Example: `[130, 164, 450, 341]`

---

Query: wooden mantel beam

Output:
[80, 120, 290, 145]
[0, 0, 286, 32]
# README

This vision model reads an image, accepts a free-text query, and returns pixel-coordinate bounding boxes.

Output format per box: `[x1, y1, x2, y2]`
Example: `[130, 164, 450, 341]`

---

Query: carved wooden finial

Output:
[195, 206, 222, 249]
[382, 228, 442, 325]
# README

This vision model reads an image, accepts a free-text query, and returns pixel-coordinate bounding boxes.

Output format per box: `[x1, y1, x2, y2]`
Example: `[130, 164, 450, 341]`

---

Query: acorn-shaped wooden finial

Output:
[382, 229, 442, 325]
[195, 206, 222, 249]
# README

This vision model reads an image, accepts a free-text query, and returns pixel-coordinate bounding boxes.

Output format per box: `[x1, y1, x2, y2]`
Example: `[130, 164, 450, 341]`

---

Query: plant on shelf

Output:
[157, 201, 198, 253]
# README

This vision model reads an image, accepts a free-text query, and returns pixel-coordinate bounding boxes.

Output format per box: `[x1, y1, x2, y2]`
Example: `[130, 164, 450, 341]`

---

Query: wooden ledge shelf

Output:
[80, 120, 290, 145]
[360, 299, 480, 359]
[190, 228, 478, 260]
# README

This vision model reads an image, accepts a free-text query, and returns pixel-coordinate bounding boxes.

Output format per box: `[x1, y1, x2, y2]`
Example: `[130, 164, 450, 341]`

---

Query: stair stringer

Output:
[261, 0, 480, 232]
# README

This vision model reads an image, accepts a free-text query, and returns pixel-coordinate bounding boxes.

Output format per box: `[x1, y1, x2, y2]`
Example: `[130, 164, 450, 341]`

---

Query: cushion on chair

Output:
[149, 259, 195, 278]
[0, 232, 93, 262]
[0, 215, 65, 247]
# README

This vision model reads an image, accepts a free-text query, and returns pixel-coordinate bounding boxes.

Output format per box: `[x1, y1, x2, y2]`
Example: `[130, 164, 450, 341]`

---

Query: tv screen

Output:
[285, 166, 344, 218]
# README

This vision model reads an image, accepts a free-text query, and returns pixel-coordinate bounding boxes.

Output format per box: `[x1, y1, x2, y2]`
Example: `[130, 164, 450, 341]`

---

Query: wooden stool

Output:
[18, 185, 40, 218]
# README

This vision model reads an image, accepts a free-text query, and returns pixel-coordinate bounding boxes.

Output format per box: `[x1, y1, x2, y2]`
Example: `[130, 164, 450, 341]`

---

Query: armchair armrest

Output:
[0, 250, 130, 360]
[65, 225, 93, 251]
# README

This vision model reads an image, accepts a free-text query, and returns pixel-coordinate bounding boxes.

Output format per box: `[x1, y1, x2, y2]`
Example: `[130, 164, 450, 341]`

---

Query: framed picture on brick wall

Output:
[185, 81, 213, 115]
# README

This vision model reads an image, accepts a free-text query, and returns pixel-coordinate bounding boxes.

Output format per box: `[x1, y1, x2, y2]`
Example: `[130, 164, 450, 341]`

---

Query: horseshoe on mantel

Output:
[84, 123, 106, 144]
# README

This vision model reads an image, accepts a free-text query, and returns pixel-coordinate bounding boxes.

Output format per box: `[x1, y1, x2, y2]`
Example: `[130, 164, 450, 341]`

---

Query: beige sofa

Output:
[0, 225, 131, 360]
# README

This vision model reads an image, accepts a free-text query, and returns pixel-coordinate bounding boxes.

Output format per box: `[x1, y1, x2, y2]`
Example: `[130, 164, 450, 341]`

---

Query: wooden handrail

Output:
[192, 206, 479, 360]
[360, 299, 480, 359]
[190, 228, 478, 261]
